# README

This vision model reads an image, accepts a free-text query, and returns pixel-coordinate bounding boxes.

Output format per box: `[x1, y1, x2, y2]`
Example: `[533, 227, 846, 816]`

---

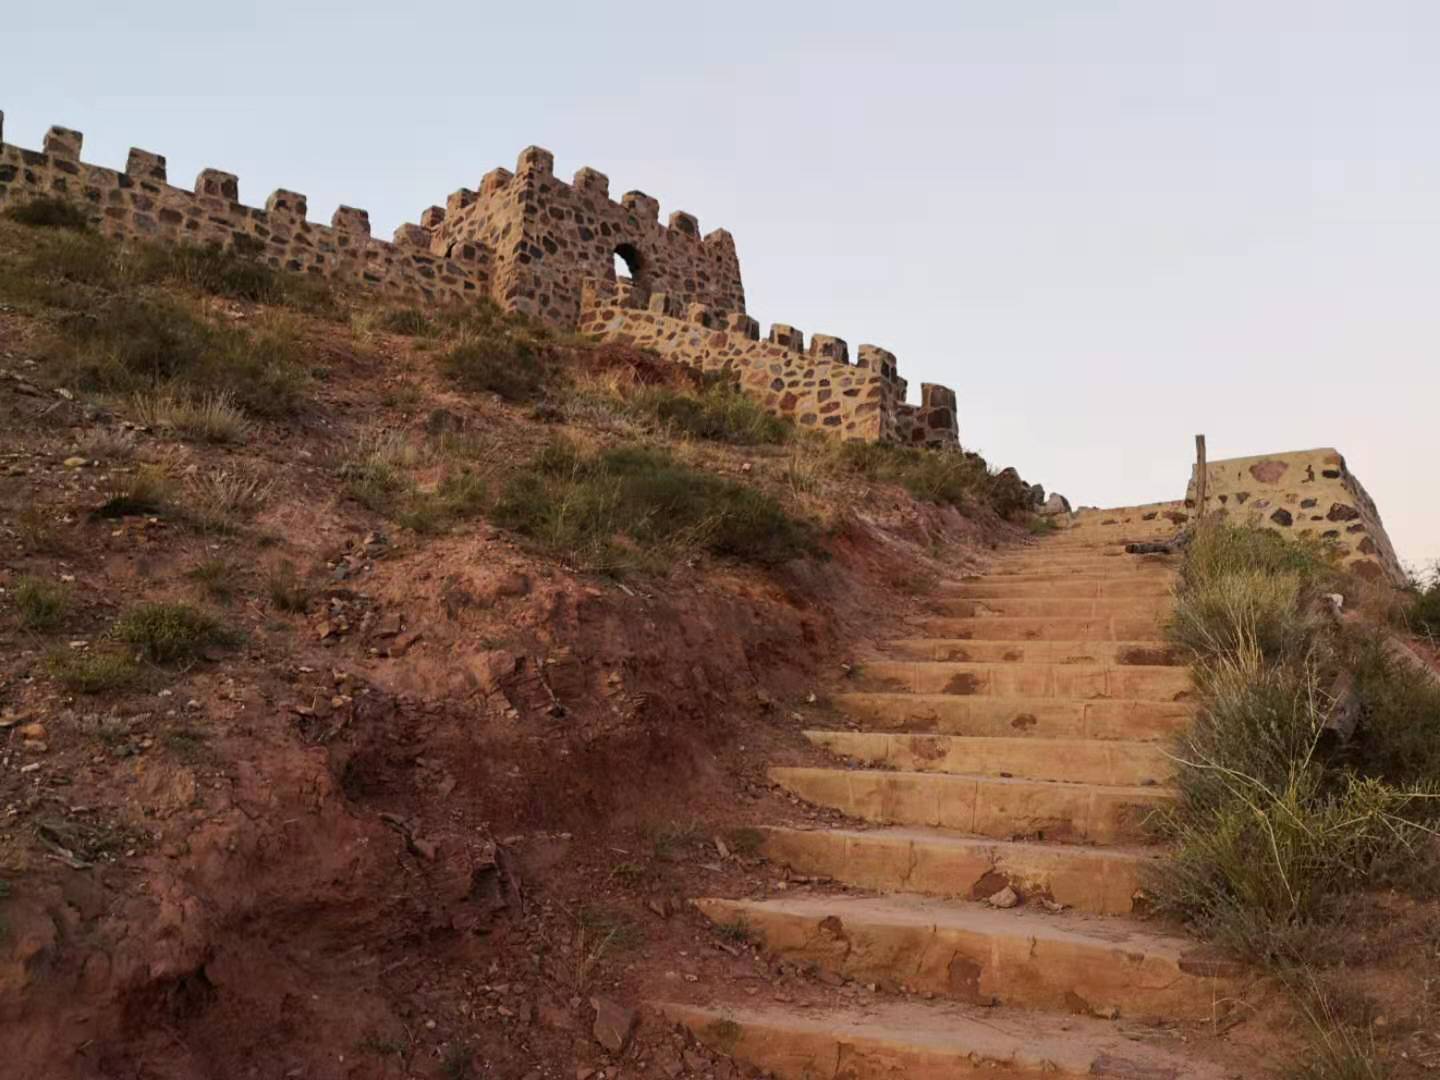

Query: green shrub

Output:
[13, 576, 71, 631]
[267, 562, 312, 613]
[440, 331, 549, 402]
[46, 648, 140, 693]
[113, 602, 232, 663]
[396, 469, 488, 534]
[1157, 520, 1439, 967]
[128, 240, 336, 313]
[186, 558, 242, 602]
[1407, 574, 1440, 638]
[54, 296, 309, 417]
[4, 196, 91, 230]
[832, 441, 997, 509]
[631, 382, 790, 445]
[1344, 635, 1440, 792]
[493, 440, 817, 571]
[376, 305, 435, 337]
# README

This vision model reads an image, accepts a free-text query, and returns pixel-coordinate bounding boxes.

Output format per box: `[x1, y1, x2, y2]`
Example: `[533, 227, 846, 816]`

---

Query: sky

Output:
[6, 1, 1438, 573]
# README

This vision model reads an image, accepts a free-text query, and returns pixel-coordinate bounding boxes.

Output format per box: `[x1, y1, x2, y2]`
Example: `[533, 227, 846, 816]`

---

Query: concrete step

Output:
[984, 562, 1177, 581]
[932, 596, 1172, 620]
[910, 615, 1169, 641]
[881, 638, 1181, 666]
[855, 660, 1191, 701]
[834, 692, 1193, 740]
[805, 730, 1173, 787]
[769, 766, 1172, 844]
[693, 894, 1239, 1020]
[945, 577, 1174, 599]
[758, 826, 1155, 915]
[661, 999, 1226, 1079]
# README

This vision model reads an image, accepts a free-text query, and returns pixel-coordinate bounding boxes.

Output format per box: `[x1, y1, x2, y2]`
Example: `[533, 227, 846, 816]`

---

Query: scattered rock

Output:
[590, 996, 636, 1055]
[62, 456, 86, 469]
[987, 885, 1020, 909]
[18, 722, 47, 741]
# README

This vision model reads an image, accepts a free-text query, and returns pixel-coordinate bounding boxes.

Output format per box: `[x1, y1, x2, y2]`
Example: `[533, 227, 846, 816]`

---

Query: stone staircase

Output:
[657, 506, 1245, 1078]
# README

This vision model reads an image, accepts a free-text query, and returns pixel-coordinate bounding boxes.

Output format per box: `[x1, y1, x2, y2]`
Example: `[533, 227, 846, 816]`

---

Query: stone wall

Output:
[0, 117, 491, 305]
[425, 146, 745, 331]
[0, 111, 961, 450]
[578, 278, 959, 447]
[1187, 447, 1404, 585]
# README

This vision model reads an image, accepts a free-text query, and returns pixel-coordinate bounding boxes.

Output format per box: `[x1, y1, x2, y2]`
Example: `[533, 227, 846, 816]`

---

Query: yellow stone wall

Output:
[1187, 448, 1404, 584]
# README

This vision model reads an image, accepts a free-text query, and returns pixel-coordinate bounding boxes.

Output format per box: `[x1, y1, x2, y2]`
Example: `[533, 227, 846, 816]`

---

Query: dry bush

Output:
[187, 466, 275, 531]
[131, 389, 249, 444]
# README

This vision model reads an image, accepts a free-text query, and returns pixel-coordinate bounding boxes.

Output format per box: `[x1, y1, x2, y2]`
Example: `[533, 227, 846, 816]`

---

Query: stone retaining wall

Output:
[1187, 447, 1405, 585]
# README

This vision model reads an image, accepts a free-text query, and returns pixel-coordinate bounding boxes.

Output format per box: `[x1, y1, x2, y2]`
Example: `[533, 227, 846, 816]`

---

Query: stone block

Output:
[668, 210, 699, 237]
[332, 205, 371, 236]
[125, 148, 166, 182]
[196, 168, 239, 201]
[622, 190, 660, 221]
[573, 167, 609, 197]
[419, 205, 446, 229]
[769, 324, 804, 351]
[265, 189, 308, 219]
[44, 126, 82, 160]
[516, 145, 554, 177]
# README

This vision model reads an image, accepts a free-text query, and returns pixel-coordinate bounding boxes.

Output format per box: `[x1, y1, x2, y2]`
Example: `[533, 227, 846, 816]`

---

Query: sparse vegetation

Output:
[13, 576, 71, 631]
[619, 380, 791, 445]
[187, 466, 275, 531]
[440, 331, 550, 402]
[824, 440, 1032, 518]
[113, 602, 233, 664]
[186, 558, 242, 602]
[131, 388, 250, 444]
[493, 439, 819, 571]
[266, 562, 313, 614]
[4, 196, 91, 230]
[46, 648, 141, 694]
[1152, 519, 1439, 968]
[95, 464, 173, 518]
[1406, 569, 1440, 639]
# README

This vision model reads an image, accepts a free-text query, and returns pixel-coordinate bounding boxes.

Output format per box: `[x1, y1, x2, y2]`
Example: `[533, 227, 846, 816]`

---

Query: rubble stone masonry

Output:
[0, 112, 959, 448]
[1187, 448, 1405, 585]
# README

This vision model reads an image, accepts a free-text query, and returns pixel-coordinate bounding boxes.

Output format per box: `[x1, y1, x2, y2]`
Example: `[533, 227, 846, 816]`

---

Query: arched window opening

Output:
[612, 243, 643, 285]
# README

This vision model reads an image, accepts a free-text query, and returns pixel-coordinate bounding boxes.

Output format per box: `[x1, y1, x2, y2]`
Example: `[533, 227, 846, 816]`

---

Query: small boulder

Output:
[590, 996, 636, 1055]
[1039, 493, 1072, 516]
[987, 885, 1020, 909]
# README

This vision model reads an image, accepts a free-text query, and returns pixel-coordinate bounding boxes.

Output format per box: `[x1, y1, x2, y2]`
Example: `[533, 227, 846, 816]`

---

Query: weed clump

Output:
[493, 439, 818, 571]
[13, 577, 71, 631]
[4, 196, 91, 230]
[113, 602, 233, 664]
[627, 381, 791, 445]
[1152, 519, 1439, 967]
[440, 332, 549, 402]
[46, 649, 140, 694]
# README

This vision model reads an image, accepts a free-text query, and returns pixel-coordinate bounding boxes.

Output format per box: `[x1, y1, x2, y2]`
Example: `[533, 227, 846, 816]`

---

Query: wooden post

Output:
[1194, 434, 1208, 521]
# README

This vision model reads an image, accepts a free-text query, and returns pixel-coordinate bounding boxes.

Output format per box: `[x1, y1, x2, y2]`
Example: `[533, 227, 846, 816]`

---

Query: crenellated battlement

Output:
[0, 109, 959, 450]
[0, 113, 492, 306]
[427, 144, 745, 329]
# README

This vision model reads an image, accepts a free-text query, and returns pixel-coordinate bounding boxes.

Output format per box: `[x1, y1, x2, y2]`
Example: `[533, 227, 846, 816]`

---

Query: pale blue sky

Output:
[6, 2, 1438, 571]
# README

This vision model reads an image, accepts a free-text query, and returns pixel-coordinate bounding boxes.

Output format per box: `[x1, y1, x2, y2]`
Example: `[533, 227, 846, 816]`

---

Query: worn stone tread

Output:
[660, 999, 1228, 1078]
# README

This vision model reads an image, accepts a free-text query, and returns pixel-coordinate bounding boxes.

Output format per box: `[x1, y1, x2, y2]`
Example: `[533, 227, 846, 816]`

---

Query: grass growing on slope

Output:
[492, 438, 819, 572]
[1152, 520, 1438, 966]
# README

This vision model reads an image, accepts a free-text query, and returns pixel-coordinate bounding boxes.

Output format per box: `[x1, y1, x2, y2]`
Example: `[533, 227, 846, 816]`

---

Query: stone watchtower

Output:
[420, 147, 746, 331]
[0, 114, 960, 448]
